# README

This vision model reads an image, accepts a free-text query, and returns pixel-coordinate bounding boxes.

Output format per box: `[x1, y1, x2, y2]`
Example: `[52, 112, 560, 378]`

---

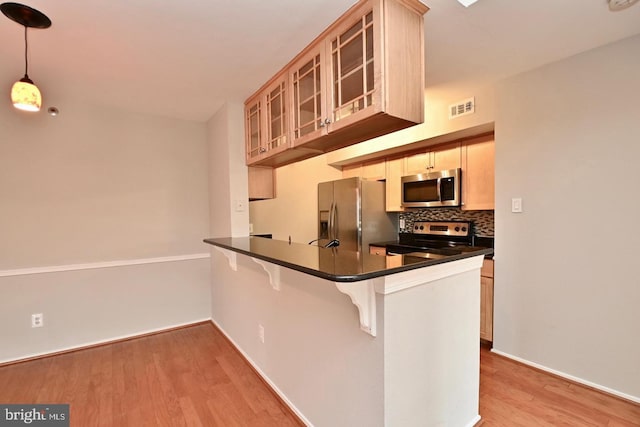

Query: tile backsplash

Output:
[399, 209, 494, 237]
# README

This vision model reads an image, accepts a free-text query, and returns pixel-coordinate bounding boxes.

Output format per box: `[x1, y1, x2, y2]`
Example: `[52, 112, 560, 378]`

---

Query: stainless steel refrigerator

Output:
[317, 177, 398, 252]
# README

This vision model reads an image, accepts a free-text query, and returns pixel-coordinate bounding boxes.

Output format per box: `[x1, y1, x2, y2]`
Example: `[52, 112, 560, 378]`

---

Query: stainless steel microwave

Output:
[401, 168, 461, 208]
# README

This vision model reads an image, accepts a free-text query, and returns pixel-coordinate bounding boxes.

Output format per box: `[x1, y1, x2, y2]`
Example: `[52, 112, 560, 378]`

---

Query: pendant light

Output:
[1, 2, 52, 112]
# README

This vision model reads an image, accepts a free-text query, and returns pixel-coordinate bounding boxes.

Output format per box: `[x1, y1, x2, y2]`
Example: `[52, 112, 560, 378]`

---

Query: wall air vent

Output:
[449, 97, 475, 119]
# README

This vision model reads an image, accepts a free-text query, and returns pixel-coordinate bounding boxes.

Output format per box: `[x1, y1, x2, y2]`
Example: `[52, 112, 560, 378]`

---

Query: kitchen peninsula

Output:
[204, 236, 492, 427]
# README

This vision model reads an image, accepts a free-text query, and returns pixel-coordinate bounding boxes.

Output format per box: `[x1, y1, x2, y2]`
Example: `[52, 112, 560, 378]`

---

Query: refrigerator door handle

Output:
[328, 202, 335, 240]
[332, 203, 338, 241]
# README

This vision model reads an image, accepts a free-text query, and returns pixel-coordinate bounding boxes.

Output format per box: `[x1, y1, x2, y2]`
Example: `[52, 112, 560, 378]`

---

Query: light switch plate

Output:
[511, 198, 523, 213]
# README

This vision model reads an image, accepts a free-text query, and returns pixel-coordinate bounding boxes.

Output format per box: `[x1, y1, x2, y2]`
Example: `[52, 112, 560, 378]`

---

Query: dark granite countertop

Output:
[203, 237, 493, 283]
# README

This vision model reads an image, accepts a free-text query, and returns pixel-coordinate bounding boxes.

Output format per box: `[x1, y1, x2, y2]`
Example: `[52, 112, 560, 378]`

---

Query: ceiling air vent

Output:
[449, 97, 475, 119]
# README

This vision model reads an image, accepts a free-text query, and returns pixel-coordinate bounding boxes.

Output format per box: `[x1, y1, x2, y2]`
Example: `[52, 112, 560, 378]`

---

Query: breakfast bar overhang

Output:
[204, 236, 493, 427]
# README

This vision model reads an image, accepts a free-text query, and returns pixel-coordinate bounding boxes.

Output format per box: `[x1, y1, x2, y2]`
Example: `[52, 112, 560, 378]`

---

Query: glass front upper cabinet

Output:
[247, 0, 428, 166]
[266, 80, 287, 152]
[291, 50, 326, 147]
[331, 11, 374, 123]
[245, 98, 262, 162]
[245, 74, 290, 165]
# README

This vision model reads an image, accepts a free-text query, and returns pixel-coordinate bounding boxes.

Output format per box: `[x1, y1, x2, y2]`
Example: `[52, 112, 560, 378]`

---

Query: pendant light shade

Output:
[11, 76, 42, 112]
[1, 2, 52, 112]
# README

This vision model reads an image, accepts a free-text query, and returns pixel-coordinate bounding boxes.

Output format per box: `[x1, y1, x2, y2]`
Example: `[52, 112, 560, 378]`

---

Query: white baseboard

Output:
[0, 253, 211, 277]
[467, 415, 482, 427]
[210, 319, 313, 427]
[490, 348, 640, 404]
[0, 319, 212, 365]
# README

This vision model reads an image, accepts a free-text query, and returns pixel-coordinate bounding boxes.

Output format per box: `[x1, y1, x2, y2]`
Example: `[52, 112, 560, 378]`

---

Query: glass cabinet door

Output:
[291, 52, 324, 144]
[330, 10, 374, 123]
[246, 99, 262, 161]
[266, 81, 287, 152]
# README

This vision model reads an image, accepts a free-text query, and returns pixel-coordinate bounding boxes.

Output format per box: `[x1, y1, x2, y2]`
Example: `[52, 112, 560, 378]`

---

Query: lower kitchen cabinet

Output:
[480, 259, 494, 342]
[369, 245, 386, 256]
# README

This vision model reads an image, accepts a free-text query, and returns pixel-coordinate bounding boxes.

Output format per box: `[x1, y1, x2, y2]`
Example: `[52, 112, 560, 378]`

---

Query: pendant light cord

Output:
[23, 25, 29, 77]
[24, 25, 29, 77]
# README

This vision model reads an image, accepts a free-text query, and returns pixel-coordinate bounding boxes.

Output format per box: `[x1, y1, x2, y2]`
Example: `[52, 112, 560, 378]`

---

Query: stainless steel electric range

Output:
[385, 220, 492, 259]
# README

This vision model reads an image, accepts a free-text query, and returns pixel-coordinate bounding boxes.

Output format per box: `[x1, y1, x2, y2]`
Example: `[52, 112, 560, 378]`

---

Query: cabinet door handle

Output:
[259, 147, 267, 153]
[319, 118, 332, 127]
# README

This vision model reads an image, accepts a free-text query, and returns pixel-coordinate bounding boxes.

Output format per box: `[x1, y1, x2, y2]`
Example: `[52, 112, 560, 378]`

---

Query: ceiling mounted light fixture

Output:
[608, 0, 640, 11]
[1, 2, 52, 112]
[457, 0, 479, 7]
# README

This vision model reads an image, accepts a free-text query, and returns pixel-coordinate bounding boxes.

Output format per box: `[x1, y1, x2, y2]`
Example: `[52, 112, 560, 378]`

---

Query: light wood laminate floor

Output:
[0, 323, 638, 426]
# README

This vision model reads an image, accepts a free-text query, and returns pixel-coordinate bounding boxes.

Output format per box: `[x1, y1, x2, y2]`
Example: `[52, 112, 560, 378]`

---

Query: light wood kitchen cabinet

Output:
[290, 49, 325, 147]
[362, 160, 385, 180]
[403, 142, 462, 175]
[339, 134, 494, 212]
[385, 254, 403, 268]
[369, 245, 386, 255]
[461, 136, 495, 210]
[342, 158, 385, 180]
[292, 0, 427, 154]
[342, 163, 362, 179]
[385, 156, 405, 212]
[248, 166, 276, 200]
[480, 259, 494, 342]
[245, 74, 291, 165]
[246, 0, 428, 168]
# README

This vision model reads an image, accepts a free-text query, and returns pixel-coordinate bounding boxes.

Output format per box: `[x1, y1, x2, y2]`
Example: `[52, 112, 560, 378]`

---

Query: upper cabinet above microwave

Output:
[245, 0, 429, 168]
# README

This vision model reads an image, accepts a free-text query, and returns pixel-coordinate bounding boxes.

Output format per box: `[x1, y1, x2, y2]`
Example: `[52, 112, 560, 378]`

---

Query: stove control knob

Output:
[419, 225, 424, 230]
[454, 227, 460, 232]
[462, 227, 467, 232]
[414, 225, 419, 230]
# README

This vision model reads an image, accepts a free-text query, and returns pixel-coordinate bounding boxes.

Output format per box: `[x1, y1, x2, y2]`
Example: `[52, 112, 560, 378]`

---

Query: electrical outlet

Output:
[258, 324, 265, 343]
[31, 313, 43, 328]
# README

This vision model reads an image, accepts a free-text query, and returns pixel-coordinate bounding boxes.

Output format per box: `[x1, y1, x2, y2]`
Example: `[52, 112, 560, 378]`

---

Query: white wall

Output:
[0, 259, 210, 363]
[249, 154, 342, 243]
[0, 100, 211, 362]
[494, 34, 640, 400]
[0, 102, 209, 268]
[210, 253, 385, 426]
[207, 101, 249, 238]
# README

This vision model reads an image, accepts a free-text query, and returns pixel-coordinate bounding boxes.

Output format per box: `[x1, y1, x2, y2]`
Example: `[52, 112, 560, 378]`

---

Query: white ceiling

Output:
[1, 0, 640, 122]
